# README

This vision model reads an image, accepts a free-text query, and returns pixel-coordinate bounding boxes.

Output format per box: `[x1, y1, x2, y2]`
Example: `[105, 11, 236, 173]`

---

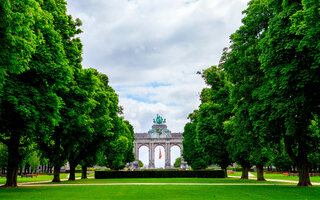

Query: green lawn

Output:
[228, 171, 242, 176]
[0, 173, 86, 185]
[250, 172, 320, 183]
[1, 175, 320, 199]
[1, 183, 320, 200]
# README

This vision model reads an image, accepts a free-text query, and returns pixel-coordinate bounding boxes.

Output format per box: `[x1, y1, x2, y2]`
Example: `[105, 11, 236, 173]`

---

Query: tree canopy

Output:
[183, 0, 320, 186]
[0, 0, 135, 187]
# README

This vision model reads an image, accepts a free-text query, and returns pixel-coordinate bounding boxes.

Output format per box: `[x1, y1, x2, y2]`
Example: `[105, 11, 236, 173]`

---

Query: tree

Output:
[65, 68, 102, 181]
[272, 140, 295, 172]
[78, 71, 112, 179]
[0, 143, 8, 172]
[0, 0, 72, 187]
[182, 111, 207, 170]
[196, 66, 233, 177]
[35, 0, 84, 183]
[25, 151, 40, 173]
[173, 157, 181, 168]
[0, 0, 38, 90]
[221, 0, 273, 181]
[258, 0, 320, 186]
[138, 160, 144, 168]
[103, 116, 135, 170]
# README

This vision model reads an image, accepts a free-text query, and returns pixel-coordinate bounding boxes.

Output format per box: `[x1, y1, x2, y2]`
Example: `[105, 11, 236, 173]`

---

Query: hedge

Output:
[95, 170, 225, 179]
[65, 170, 82, 173]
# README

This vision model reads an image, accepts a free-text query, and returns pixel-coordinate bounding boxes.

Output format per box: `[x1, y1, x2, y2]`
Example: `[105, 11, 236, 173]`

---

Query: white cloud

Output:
[67, 0, 250, 132]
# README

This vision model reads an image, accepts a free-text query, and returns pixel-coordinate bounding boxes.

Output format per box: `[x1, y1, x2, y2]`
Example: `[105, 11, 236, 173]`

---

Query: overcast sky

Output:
[66, 0, 250, 133]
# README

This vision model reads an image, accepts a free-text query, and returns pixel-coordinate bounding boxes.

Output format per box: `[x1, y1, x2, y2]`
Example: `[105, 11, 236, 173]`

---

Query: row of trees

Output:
[183, 0, 320, 186]
[0, 0, 134, 187]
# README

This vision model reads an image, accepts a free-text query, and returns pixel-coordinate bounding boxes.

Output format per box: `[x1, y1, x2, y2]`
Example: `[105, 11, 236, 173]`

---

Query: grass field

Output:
[230, 171, 320, 183]
[1, 174, 320, 199]
[0, 178, 319, 200]
[0, 173, 92, 185]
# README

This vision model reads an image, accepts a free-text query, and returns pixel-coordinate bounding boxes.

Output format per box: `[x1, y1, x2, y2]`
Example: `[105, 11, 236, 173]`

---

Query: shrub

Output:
[95, 170, 225, 179]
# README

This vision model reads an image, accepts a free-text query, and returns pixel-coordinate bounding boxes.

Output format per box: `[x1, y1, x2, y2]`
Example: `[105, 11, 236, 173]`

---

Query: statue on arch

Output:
[153, 114, 166, 124]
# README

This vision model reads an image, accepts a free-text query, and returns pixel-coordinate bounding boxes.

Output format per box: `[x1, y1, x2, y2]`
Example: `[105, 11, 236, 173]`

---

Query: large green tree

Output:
[0, 0, 71, 187]
[258, 0, 320, 186]
[196, 66, 233, 177]
[221, 0, 273, 181]
[182, 111, 208, 169]
[0, 0, 38, 89]
[36, 0, 84, 182]
[78, 71, 112, 179]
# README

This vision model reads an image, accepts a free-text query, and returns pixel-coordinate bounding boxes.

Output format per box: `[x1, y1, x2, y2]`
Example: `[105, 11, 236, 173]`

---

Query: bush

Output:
[95, 170, 225, 179]
[138, 160, 143, 168]
[65, 170, 82, 173]
[174, 157, 181, 168]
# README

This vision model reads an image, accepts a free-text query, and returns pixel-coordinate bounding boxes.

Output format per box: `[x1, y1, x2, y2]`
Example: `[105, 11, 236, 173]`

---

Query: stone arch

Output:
[170, 143, 183, 151]
[138, 145, 149, 168]
[170, 145, 182, 167]
[133, 131, 184, 169]
[154, 145, 166, 168]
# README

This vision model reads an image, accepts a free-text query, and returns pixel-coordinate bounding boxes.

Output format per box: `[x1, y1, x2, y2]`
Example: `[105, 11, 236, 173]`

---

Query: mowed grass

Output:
[1, 175, 320, 199]
[248, 172, 320, 183]
[1, 183, 320, 200]
[0, 173, 90, 185]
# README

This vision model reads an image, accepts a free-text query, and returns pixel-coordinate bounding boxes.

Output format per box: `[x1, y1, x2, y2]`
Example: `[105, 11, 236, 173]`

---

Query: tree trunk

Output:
[5, 133, 21, 187]
[5, 167, 18, 187]
[81, 165, 87, 179]
[256, 164, 266, 181]
[52, 165, 61, 182]
[241, 166, 249, 179]
[220, 164, 228, 178]
[297, 159, 312, 186]
[69, 160, 77, 181]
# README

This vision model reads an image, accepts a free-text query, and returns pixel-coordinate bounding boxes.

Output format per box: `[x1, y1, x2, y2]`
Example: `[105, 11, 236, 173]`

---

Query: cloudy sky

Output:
[66, 0, 250, 133]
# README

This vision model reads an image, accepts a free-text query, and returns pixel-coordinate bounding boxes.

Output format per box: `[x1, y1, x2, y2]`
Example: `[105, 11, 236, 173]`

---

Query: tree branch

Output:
[0, 137, 8, 145]
[284, 135, 298, 163]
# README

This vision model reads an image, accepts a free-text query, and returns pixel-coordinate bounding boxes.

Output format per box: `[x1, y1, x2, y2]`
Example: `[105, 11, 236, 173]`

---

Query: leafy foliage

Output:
[173, 157, 181, 168]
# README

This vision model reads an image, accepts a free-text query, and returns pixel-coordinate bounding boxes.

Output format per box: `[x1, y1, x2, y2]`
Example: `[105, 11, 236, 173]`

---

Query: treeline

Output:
[0, 0, 134, 187]
[183, 0, 320, 187]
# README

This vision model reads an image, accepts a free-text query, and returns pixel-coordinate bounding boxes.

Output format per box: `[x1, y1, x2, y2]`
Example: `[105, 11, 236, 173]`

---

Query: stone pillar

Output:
[149, 142, 155, 169]
[165, 143, 171, 169]
[169, 145, 171, 168]
[179, 144, 186, 168]
[134, 143, 139, 161]
[132, 143, 139, 169]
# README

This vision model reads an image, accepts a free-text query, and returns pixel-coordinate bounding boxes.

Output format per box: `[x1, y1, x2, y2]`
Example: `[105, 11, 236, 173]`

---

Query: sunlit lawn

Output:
[2, 172, 320, 199]
[0, 178, 319, 200]
[0, 173, 90, 185]
[250, 172, 320, 183]
[230, 171, 320, 183]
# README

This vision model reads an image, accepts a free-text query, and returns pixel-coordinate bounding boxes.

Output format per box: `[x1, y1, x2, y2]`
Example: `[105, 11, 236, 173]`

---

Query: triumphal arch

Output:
[133, 114, 185, 169]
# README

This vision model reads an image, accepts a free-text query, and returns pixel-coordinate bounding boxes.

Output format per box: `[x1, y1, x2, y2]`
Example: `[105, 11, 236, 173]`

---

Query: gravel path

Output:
[20, 182, 294, 187]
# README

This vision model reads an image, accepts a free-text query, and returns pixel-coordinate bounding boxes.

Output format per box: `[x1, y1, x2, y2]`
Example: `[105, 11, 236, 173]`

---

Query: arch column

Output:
[134, 143, 139, 161]
[165, 143, 171, 169]
[148, 143, 155, 169]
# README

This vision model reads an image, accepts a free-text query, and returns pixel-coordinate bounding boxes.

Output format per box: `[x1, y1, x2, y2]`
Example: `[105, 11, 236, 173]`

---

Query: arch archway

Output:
[170, 145, 181, 167]
[138, 146, 149, 168]
[154, 145, 165, 169]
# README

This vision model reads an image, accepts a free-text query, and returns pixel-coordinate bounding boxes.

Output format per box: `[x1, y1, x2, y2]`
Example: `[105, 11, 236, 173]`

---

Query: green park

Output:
[1, 0, 320, 199]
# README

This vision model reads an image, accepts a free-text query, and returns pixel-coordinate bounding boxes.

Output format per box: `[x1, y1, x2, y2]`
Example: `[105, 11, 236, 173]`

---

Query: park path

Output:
[20, 182, 295, 186]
